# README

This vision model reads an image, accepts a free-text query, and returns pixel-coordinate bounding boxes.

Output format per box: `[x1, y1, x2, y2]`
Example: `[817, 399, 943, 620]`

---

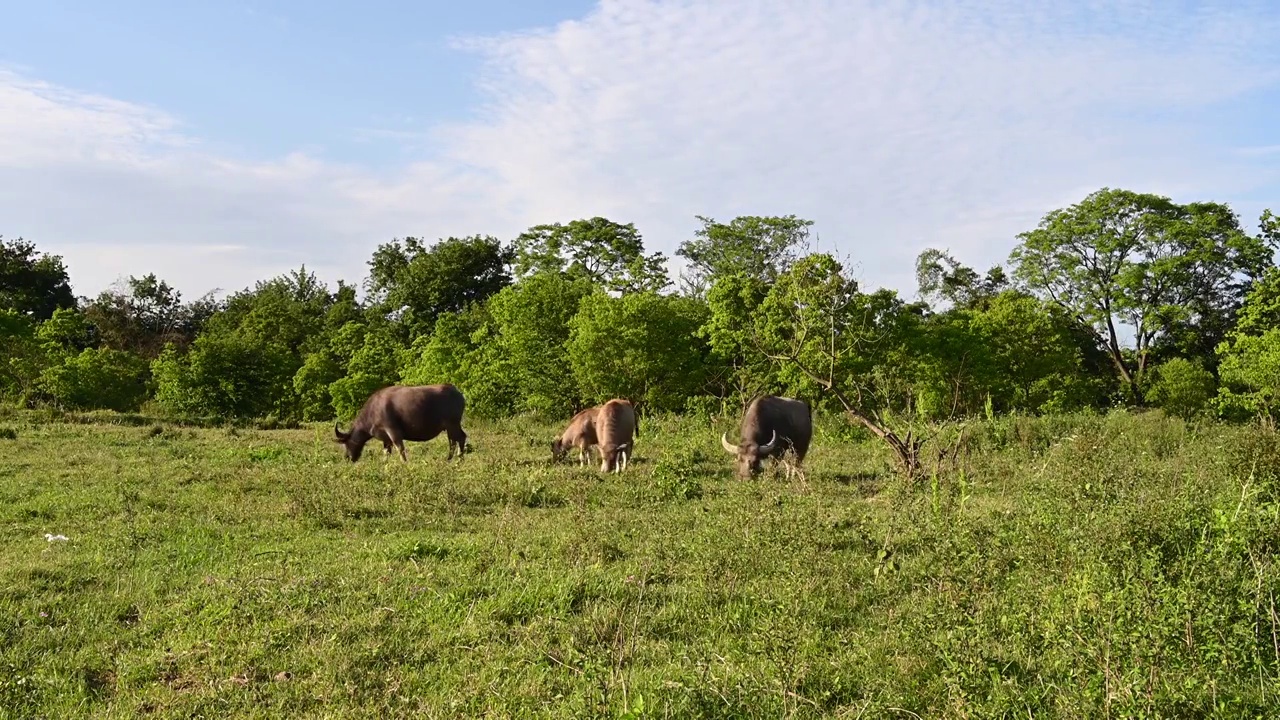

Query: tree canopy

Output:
[1, 194, 1275, 433]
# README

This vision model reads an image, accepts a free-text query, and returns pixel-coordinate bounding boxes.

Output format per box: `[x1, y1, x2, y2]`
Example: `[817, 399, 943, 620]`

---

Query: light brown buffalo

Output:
[595, 399, 638, 473]
[551, 406, 601, 466]
[334, 383, 467, 462]
[552, 399, 639, 472]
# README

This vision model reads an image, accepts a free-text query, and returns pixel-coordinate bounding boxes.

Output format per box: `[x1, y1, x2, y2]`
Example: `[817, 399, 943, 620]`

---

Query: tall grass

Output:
[1, 409, 1278, 718]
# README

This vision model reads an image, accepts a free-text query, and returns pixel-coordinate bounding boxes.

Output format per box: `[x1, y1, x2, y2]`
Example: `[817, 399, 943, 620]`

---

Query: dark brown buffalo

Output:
[720, 395, 811, 478]
[333, 383, 467, 462]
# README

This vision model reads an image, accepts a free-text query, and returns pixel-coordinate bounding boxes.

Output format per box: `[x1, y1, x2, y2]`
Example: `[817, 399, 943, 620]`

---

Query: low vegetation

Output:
[3, 408, 1280, 718]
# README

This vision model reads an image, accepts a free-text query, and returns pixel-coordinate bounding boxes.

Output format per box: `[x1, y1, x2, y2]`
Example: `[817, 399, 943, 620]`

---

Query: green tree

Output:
[328, 324, 405, 421]
[204, 267, 334, 356]
[1215, 265, 1280, 424]
[0, 310, 42, 400]
[676, 215, 813, 296]
[567, 291, 711, 412]
[366, 235, 513, 336]
[85, 273, 219, 358]
[1010, 188, 1276, 402]
[292, 352, 344, 421]
[38, 348, 150, 412]
[0, 236, 75, 319]
[968, 291, 1112, 413]
[35, 307, 94, 359]
[151, 336, 296, 420]
[512, 217, 669, 294]
[485, 273, 596, 417]
[914, 248, 1009, 310]
[399, 305, 519, 418]
[752, 253, 925, 474]
[699, 272, 778, 405]
[1145, 357, 1216, 419]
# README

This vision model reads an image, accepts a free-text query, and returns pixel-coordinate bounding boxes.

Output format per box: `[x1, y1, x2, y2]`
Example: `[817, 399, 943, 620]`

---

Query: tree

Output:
[0, 236, 75, 319]
[0, 310, 42, 400]
[485, 273, 596, 417]
[328, 324, 404, 420]
[567, 291, 711, 412]
[512, 217, 669, 294]
[85, 273, 219, 358]
[1215, 265, 1280, 424]
[751, 253, 926, 475]
[204, 267, 334, 357]
[1010, 188, 1276, 402]
[151, 336, 296, 420]
[400, 305, 519, 419]
[915, 248, 1009, 310]
[675, 215, 813, 296]
[968, 291, 1112, 413]
[699, 272, 777, 407]
[38, 348, 150, 412]
[366, 235, 514, 336]
[1145, 357, 1216, 420]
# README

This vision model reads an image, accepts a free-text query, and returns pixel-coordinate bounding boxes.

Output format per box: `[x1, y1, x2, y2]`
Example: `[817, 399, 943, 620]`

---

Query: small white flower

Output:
[44, 534, 69, 542]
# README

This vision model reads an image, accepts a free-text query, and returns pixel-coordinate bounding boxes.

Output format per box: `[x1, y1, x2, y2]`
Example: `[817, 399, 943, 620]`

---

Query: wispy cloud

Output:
[2, 0, 1278, 302]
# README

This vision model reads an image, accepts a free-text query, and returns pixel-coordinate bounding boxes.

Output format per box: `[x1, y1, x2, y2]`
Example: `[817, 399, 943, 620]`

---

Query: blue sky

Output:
[2, 0, 1278, 301]
[0, 1, 595, 166]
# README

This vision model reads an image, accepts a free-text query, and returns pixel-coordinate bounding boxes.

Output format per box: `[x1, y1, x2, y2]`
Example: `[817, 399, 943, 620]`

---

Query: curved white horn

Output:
[721, 432, 738, 454]
[757, 430, 778, 454]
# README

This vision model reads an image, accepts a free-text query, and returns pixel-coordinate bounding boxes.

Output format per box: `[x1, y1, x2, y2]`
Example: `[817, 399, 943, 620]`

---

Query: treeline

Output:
[2, 187, 1278, 432]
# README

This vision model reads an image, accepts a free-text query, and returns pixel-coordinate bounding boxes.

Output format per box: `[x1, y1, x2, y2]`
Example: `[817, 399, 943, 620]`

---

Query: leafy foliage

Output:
[1, 196, 1276, 431]
[151, 335, 296, 420]
[366, 236, 513, 336]
[1145, 357, 1216, 419]
[513, 217, 669, 294]
[0, 236, 75, 320]
[567, 290, 711, 411]
[676, 215, 813, 296]
[1010, 188, 1275, 401]
[37, 347, 150, 412]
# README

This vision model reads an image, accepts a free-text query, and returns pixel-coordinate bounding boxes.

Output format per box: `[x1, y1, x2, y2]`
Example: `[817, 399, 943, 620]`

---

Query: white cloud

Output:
[2, 0, 1279, 303]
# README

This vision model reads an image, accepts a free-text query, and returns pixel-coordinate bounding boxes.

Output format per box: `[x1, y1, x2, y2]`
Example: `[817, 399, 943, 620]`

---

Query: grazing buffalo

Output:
[552, 406, 600, 466]
[595, 399, 638, 473]
[333, 383, 467, 462]
[720, 395, 811, 478]
[552, 399, 639, 472]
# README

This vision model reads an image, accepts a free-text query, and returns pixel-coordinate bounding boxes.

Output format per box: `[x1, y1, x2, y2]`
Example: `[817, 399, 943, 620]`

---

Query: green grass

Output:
[3, 409, 1280, 718]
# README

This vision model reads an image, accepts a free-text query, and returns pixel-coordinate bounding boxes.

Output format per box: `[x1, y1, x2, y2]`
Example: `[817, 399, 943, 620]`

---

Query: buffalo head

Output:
[721, 429, 777, 478]
[550, 437, 570, 462]
[333, 423, 365, 462]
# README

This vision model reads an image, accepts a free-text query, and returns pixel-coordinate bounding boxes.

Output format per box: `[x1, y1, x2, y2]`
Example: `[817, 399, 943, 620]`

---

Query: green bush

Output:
[37, 348, 150, 412]
[151, 336, 296, 420]
[1146, 357, 1216, 419]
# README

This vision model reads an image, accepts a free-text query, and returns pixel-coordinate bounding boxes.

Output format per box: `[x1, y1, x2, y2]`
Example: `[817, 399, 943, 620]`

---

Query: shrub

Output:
[37, 348, 150, 412]
[1146, 357, 1216, 419]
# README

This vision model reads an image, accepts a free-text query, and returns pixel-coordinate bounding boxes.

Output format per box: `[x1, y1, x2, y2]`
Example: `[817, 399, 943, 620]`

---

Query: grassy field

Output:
[3, 408, 1280, 718]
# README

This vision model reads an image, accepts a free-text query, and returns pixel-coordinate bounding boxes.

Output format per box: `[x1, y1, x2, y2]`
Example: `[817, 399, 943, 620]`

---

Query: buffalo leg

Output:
[384, 429, 407, 462]
[446, 425, 467, 461]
